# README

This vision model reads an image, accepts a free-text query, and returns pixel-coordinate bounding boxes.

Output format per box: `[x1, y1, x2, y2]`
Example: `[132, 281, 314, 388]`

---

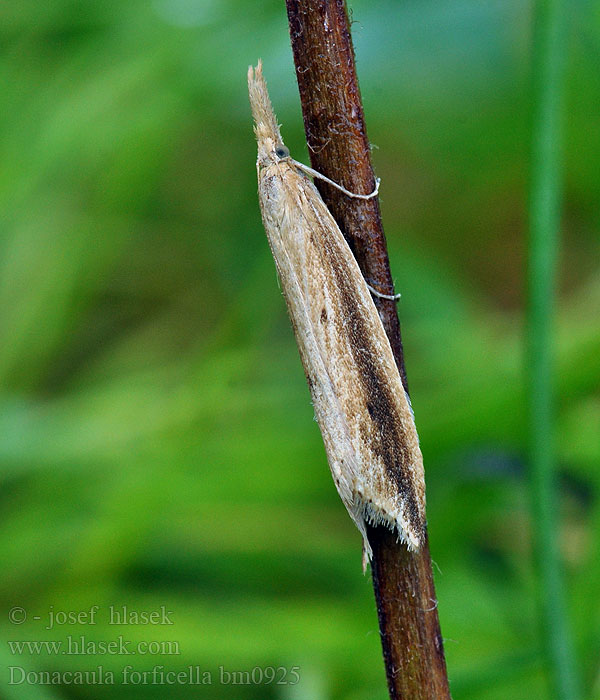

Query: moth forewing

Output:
[248, 61, 426, 565]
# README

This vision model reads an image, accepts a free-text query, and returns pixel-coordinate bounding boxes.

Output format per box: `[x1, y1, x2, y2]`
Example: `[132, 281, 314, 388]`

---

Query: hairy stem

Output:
[285, 1, 451, 697]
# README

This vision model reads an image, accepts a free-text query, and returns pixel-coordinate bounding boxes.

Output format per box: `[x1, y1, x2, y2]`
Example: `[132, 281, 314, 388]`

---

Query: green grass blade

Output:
[526, 0, 580, 698]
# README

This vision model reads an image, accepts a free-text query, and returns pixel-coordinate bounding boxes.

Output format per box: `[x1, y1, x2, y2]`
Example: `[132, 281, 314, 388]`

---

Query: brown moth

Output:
[248, 61, 425, 566]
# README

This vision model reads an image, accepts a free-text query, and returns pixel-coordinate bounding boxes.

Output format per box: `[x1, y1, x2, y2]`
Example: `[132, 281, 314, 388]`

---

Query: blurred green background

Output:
[1, 1, 598, 698]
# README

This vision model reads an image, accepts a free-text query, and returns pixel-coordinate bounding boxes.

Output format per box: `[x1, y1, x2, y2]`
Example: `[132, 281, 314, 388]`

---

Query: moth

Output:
[248, 61, 425, 566]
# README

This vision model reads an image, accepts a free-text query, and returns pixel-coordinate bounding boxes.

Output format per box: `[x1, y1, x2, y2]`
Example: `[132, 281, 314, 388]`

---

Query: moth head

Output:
[254, 135, 291, 168]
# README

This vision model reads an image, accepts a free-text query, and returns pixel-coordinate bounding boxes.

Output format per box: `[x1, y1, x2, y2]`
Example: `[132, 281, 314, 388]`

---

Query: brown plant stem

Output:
[284, 1, 451, 697]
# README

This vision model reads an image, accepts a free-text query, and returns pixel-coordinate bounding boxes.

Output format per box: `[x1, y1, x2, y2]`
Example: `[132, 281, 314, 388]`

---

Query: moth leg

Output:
[291, 159, 380, 200]
[365, 284, 401, 301]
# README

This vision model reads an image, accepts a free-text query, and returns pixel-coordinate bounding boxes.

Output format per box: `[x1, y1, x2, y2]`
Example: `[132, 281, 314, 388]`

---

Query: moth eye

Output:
[275, 145, 289, 158]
